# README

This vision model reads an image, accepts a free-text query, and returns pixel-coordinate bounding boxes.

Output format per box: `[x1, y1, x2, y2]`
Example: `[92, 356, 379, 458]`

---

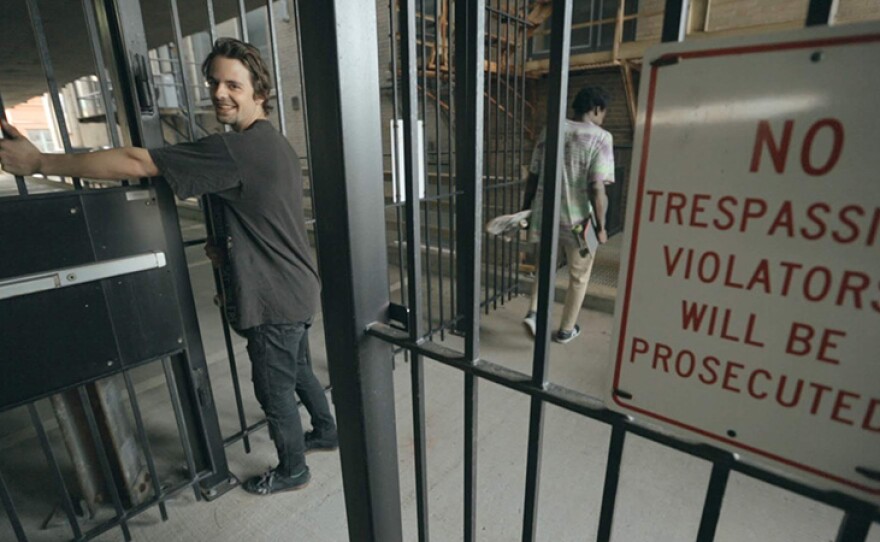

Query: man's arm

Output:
[0, 120, 158, 180]
[591, 180, 609, 244]
[521, 171, 539, 212]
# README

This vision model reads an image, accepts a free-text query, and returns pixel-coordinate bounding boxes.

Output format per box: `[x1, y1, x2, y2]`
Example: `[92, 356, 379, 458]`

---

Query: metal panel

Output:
[298, 1, 403, 540]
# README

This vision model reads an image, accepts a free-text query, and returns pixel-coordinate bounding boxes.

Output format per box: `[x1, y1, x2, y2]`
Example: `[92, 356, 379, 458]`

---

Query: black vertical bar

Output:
[806, 0, 838, 26]
[463, 371, 479, 542]
[77, 386, 132, 541]
[203, 0, 252, 455]
[434, 0, 445, 339]
[401, 0, 426, 339]
[161, 358, 202, 501]
[169, 0, 198, 141]
[236, 0, 249, 42]
[455, 2, 485, 541]
[411, 352, 430, 542]
[502, 0, 512, 303]
[455, 0, 485, 363]
[26, 403, 83, 539]
[515, 0, 526, 294]
[0, 92, 29, 195]
[661, 0, 690, 42]
[25, 0, 82, 189]
[596, 423, 626, 542]
[81, 0, 122, 149]
[419, 0, 435, 337]
[695, 460, 731, 542]
[522, 1, 573, 540]
[835, 507, 873, 542]
[492, 0, 502, 309]
[298, 1, 403, 539]
[291, 0, 319, 256]
[482, 6, 491, 316]
[0, 469, 27, 542]
[389, 0, 409, 324]
[265, 0, 286, 134]
[121, 372, 168, 520]
[446, 0, 455, 325]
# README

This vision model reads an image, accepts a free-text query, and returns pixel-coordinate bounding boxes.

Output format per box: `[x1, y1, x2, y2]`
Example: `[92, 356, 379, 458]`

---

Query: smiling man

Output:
[0, 38, 338, 496]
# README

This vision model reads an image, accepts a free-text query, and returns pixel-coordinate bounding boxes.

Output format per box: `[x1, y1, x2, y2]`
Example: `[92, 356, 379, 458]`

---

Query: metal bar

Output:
[515, 0, 526, 295]
[485, 3, 531, 25]
[121, 371, 169, 521]
[218, 297, 251, 453]
[493, 0, 503, 311]
[597, 422, 626, 542]
[368, 322, 880, 523]
[483, 6, 491, 317]
[236, 0, 249, 42]
[524, 0, 573, 536]
[169, 0, 199, 141]
[24, 0, 82, 189]
[78, 471, 212, 542]
[463, 372, 479, 542]
[265, 0, 286, 134]
[454, 0, 486, 357]
[502, 0, 513, 303]
[806, 0, 839, 26]
[389, 0, 409, 325]
[835, 507, 873, 542]
[81, 0, 122, 149]
[0, 468, 27, 542]
[298, 1, 403, 538]
[27, 403, 83, 539]
[205, 0, 218, 43]
[291, 0, 319, 262]
[419, 0, 434, 337]
[77, 386, 132, 541]
[401, 0, 426, 339]
[695, 460, 731, 542]
[411, 353, 431, 541]
[161, 358, 202, 502]
[446, 0, 455, 323]
[661, 0, 690, 42]
[434, 0, 445, 341]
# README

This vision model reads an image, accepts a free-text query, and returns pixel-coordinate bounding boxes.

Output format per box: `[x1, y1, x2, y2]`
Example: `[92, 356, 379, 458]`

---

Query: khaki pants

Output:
[529, 239, 596, 332]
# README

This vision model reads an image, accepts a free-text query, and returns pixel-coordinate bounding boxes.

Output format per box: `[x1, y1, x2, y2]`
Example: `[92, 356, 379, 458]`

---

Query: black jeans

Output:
[245, 321, 336, 477]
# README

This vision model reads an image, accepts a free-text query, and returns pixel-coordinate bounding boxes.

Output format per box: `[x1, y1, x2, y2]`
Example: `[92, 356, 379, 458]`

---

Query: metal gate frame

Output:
[298, 0, 880, 541]
[0, 0, 236, 540]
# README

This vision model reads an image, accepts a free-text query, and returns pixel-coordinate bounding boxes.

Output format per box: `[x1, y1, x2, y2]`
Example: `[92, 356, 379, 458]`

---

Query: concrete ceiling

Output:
[1, 0, 271, 107]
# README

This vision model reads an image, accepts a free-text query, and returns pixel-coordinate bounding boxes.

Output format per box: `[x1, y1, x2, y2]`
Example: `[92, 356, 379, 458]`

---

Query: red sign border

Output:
[612, 31, 880, 496]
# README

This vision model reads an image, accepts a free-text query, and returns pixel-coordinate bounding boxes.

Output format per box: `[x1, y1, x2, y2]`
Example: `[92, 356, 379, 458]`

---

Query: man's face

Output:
[207, 56, 265, 132]
[592, 107, 607, 126]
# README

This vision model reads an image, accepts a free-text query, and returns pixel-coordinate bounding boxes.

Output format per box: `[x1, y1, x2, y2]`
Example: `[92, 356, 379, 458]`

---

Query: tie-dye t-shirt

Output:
[528, 119, 615, 243]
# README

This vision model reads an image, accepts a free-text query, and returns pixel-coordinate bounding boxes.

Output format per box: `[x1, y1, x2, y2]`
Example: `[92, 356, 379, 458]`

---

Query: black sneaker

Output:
[304, 430, 339, 454]
[243, 467, 310, 496]
[553, 324, 581, 344]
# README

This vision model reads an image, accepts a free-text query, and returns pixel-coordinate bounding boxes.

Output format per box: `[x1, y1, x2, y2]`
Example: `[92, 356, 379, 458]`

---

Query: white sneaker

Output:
[523, 311, 537, 336]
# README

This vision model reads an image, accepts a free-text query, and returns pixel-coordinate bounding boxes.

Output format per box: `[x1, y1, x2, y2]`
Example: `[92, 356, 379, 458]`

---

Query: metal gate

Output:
[298, 0, 880, 540]
[0, 1, 237, 540]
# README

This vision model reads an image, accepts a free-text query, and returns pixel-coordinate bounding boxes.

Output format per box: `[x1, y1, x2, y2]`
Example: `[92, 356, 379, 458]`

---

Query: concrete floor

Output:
[1, 186, 877, 541]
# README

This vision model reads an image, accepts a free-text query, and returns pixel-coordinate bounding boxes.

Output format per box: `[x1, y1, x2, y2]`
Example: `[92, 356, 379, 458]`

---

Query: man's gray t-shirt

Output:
[149, 120, 319, 331]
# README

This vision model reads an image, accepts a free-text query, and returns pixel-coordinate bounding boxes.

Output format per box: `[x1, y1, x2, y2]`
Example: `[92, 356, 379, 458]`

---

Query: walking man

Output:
[521, 87, 614, 343]
[0, 38, 338, 495]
